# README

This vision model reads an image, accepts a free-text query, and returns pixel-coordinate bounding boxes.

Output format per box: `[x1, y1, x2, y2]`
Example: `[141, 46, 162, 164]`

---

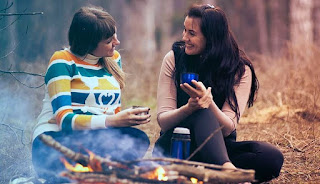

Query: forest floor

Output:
[237, 114, 320, 183]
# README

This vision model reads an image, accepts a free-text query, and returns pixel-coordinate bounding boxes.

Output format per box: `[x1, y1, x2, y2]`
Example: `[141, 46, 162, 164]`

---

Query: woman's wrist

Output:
[182, 104, 195, 116]
[105, 115, 116, 127]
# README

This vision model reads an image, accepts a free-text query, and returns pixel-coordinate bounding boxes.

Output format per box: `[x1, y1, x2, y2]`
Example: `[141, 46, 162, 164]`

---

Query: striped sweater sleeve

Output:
[45, 51, 108, 131]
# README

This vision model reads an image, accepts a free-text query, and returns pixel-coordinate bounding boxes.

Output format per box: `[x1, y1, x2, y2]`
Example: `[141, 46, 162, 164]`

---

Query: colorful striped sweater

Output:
[33, 49, 121, 139]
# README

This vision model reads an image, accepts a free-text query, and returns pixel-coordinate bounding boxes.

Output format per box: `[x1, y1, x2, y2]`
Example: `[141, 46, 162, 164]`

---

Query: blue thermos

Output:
[170, 127, 191, 159]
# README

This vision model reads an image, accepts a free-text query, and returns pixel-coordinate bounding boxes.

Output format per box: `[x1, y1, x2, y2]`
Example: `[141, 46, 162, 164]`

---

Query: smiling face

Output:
[91, 32, 120, 57]
[182, 16, 206, 55]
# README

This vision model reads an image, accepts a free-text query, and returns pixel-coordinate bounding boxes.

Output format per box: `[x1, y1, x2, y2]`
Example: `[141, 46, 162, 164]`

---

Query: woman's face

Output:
[91, 31, 120, 57]
[182, 16, 206, 55]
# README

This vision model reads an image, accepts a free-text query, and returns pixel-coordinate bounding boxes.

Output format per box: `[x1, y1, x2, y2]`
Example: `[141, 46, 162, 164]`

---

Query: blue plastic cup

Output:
[180, 72, 199, 87]
[170, 127, 191, 159]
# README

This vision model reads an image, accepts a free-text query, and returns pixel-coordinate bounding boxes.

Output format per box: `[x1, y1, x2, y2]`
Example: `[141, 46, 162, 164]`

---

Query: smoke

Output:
[0, 60, 46, 183]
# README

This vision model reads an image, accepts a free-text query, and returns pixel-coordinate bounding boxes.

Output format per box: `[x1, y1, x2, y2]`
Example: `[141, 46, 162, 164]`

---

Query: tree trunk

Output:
[117, 0, 156, 65]
[268, 0, 289, 57]
[313, 0, 320, 46]
[250, 0, 269, 55]
[154, 0, 174, 54]
[290, 0, 313, 44]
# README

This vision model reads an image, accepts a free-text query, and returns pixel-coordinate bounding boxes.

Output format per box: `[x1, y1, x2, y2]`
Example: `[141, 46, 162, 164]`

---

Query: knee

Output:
[188, 109, 218, 126]
[255, 142, 284, 182]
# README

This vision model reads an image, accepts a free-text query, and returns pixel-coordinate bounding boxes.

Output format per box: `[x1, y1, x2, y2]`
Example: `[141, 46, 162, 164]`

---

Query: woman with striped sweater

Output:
[32, 6, 150, 183]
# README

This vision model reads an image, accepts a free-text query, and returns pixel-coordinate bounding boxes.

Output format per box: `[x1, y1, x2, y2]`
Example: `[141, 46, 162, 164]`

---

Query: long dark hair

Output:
[174, 4, 259, 121]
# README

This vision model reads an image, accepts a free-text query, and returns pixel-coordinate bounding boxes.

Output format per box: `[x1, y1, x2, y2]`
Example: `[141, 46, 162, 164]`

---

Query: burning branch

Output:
[39, 134, 129, 171]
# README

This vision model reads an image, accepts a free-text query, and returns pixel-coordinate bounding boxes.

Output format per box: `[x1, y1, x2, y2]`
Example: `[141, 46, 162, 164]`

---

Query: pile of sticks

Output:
[39, 134, 255, 184]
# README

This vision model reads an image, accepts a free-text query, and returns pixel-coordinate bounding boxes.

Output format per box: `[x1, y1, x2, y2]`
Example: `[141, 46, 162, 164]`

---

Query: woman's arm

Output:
[210, 66, 252, 136]
[157, 51, 194, 132]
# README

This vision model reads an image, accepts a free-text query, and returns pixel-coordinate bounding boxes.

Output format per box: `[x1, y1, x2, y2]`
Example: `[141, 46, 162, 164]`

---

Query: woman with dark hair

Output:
[154, 4, 283, 183]
[32, 6, 150, 183]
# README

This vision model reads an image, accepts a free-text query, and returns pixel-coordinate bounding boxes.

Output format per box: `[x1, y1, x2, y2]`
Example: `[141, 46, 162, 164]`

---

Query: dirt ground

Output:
[237, 118, 320, 183]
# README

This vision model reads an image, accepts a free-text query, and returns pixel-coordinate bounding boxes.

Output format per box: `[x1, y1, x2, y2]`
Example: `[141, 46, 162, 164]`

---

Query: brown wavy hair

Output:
[68, 6, 125, 88]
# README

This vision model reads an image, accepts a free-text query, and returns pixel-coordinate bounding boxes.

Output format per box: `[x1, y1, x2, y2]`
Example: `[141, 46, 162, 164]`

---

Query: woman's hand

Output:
[105, 107, 151, 127]
[185, 87, 213, 112]
[180, 80, 207, 98]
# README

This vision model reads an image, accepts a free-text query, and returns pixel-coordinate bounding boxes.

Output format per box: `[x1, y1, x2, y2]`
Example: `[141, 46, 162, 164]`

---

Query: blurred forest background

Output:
[0, 0, 319, 183]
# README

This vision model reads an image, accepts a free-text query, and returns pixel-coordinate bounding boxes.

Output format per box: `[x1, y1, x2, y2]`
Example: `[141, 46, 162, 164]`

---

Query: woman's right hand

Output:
[105, 107, 151, 127]
[185, 87, 213, 113]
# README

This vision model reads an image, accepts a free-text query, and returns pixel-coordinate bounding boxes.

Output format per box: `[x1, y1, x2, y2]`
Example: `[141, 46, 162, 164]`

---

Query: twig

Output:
[0, 8, 27, 32]
[0, 12, 43, 16]
[0, 68, 45, 88]
[0, 42, 20, 60]
[186, 125, 224, 160]
[0, 69, 45, 77]
[0, 2, 13, 12]
[0, 123, 29, 146]
[9, 73, 45, 88]
[0, 123, 20, 145]
[0, 2, 13, 21]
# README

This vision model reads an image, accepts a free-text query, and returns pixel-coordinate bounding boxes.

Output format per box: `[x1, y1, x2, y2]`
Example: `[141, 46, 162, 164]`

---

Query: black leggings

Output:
[154, 109, 284, 183]
[32, 127, 150, 183]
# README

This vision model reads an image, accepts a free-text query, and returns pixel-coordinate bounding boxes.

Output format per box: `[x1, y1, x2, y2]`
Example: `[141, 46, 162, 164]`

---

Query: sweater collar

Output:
[83, 53, 101, 65]
[65, 48, 101, 65]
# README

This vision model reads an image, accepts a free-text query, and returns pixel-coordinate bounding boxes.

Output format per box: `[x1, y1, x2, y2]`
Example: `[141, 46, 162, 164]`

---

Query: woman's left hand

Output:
[180, 80, 207, 98]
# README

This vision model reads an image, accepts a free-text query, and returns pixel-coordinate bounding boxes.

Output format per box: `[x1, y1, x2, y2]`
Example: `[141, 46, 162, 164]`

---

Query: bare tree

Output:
[290, 0, 313, 44]
[117, 0, 156, 65]
[250, 0, 269, 55]
[268, 0, 289, 57]
[313, 0, 320, 46]
[154, 0, 174, 53]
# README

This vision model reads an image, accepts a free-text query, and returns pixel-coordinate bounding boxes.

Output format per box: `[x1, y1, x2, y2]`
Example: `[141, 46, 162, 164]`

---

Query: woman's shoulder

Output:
[49, 49, 74, 63]
[163, 50, 175, 66]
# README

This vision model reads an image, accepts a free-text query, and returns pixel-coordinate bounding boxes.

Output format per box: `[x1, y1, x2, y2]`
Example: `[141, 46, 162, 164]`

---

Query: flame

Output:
[190, 177, 203, 184]
[87, 150, 103, 172]
[144, 166, 169, 181]
[155, 166, 168, 181]
[61, 158, 93, 172]
[190, 177, 198, 183]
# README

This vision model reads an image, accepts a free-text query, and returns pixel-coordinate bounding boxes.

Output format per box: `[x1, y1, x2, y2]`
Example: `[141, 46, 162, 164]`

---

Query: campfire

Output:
[39, 134, 255, 184]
